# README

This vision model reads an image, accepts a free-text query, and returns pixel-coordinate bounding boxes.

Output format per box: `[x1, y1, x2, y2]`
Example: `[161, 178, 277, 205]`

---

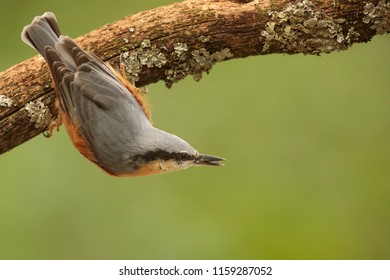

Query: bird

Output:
[21, 12, 224, 177]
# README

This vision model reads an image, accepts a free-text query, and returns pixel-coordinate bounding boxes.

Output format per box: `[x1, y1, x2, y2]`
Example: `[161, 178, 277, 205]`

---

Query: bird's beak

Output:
[195, 154, 225, 166]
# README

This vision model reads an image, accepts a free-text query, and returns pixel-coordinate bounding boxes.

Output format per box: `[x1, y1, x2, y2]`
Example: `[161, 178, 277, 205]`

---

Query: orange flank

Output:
[61, 112, 97, 164]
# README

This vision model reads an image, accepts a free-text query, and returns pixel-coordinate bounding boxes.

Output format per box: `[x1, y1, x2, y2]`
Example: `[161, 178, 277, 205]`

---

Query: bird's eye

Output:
[176, 152, 189, 165]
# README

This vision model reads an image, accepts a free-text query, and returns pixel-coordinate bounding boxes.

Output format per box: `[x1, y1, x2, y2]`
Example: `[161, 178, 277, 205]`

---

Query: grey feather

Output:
[21, 12, 215, 176]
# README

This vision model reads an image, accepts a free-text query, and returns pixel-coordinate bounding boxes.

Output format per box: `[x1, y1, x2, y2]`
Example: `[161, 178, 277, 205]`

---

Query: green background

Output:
[1, 1, 389, 259]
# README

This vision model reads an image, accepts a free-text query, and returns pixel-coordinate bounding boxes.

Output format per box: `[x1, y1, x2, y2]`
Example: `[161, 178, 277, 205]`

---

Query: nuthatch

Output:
[21, 12, 224, 177]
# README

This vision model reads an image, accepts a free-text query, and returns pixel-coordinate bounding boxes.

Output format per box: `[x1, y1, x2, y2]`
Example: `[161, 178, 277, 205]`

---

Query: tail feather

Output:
[21, 12, 61, 60]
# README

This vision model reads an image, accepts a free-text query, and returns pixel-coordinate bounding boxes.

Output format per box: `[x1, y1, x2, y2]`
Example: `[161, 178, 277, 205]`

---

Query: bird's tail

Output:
[21, 12, 61, 60]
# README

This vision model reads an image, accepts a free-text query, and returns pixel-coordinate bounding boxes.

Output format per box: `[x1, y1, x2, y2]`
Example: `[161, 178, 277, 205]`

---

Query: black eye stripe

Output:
[132, 150, 195, 164]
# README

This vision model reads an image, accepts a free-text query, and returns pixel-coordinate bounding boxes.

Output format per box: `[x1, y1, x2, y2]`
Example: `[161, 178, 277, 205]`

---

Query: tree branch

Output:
[1, 0, 389, 155]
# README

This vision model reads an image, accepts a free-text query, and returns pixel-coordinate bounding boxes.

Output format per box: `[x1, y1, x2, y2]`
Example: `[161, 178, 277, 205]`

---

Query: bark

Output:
[0, 0, 389, 155]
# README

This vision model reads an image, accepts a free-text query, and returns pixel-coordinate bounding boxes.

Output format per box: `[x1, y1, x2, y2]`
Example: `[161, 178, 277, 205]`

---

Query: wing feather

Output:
[45, 36, 152, 154]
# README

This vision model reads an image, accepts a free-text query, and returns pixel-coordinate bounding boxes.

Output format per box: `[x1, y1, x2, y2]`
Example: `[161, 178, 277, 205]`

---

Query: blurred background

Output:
[1, 0, 389, 259]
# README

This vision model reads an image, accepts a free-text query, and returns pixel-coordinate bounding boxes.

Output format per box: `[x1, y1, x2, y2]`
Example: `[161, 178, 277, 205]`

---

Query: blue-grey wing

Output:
[45, 37, 151, 158]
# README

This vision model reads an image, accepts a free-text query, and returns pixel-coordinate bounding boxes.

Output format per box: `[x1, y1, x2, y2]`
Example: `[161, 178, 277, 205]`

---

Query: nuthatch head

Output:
[21, 12, 224, 177]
